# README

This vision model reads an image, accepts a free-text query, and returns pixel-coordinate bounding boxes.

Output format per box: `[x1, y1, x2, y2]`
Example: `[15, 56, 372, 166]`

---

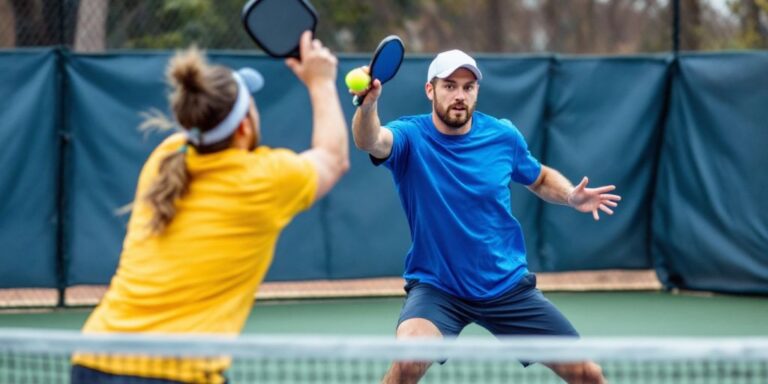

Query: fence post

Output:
[55, 48, 70, 308]
[672, 0, 681, 54]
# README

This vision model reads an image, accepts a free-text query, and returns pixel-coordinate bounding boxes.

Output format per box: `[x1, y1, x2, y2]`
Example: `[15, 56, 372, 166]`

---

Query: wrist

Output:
[358, 99, 377, 113]
[307, 79, 337, 94]
[566, 188, 576, 207]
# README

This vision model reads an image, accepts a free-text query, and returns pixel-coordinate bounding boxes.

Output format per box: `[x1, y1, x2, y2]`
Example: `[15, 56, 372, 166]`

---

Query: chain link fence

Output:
[1, 0, 766, 54]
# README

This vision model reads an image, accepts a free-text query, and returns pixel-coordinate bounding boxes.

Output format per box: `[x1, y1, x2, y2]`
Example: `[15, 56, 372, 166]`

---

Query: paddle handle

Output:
[352, 94, 366, 107]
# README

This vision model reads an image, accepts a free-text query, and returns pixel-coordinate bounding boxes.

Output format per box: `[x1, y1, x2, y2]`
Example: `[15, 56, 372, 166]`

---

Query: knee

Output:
[551, 361, 605, 384]
[387, 361, 430, 384]
[581, 362, 605, 384]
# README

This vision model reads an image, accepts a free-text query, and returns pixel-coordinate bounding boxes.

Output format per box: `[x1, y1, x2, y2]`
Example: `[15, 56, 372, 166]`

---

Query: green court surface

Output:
[0, 291, 766, 336]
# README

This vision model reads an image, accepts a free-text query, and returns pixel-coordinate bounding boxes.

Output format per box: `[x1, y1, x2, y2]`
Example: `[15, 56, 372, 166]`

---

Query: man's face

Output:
[427, 68, 479, 129]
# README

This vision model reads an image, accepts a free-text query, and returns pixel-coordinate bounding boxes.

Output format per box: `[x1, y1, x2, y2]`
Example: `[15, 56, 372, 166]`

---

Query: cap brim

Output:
[237, 67, 264, 93]
[435, 64, 483, 81]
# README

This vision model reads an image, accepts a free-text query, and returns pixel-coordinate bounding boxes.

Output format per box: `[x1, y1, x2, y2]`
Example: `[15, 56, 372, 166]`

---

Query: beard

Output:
[433, 96, 475, 129]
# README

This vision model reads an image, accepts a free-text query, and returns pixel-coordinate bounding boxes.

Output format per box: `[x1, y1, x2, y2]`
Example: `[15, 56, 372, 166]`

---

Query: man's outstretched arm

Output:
[349, 69, 393, 159]
[527, 166, 622, 221]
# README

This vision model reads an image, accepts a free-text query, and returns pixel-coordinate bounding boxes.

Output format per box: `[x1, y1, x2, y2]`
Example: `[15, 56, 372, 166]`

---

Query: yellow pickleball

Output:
[345, 68, 371, 92]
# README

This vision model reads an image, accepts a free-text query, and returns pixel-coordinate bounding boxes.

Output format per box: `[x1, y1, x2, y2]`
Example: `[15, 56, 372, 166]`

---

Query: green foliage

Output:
[108, 0, 252, 50]
[93, 0, 768, 53]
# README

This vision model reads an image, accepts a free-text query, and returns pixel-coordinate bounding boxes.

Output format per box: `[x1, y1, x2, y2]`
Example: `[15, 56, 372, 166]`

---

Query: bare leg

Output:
[381, 318, 443, 384]
[546, 361, 606, 384]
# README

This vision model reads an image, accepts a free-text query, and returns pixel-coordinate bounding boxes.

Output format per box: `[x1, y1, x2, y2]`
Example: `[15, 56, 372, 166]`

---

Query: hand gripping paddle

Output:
[352, 35, 405, 107]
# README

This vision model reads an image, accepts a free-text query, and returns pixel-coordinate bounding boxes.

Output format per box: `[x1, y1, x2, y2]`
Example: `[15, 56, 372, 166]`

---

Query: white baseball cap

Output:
[427, 49, 483, 82]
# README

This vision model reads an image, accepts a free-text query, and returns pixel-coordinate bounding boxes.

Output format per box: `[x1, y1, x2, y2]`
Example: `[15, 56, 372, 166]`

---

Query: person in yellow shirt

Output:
[71, 31, 349, 384]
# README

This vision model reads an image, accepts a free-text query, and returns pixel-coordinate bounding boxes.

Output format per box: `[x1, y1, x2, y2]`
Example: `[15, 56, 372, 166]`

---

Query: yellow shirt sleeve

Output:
[267, 148, 319, 223]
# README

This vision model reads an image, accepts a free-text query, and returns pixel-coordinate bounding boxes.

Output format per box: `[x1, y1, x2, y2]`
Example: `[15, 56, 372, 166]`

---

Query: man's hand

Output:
[285, 31, 337, 88]
[348, 66, 383, 108]
[567, 177, 622, 221]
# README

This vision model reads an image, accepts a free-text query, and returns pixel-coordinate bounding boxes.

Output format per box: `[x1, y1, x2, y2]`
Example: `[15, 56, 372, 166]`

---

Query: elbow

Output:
[331, 150, 350, 179]
[527, 168, 547, 192]
[351, 126, 378, 152]
[353, 135, 372, 152]
[353, 137, 363, 150]
[338, 156, 351, 176]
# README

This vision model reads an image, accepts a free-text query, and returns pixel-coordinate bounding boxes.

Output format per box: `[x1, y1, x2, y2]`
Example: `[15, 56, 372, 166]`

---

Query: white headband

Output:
[186, 72, 250, 147]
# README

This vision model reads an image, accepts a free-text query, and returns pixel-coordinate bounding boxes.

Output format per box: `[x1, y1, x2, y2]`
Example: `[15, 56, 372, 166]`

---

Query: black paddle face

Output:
[353, 35, 405, 106]
[241, 0, 317, 58]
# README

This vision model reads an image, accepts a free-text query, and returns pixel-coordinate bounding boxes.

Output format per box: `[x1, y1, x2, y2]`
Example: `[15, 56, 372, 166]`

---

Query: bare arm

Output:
[527, 166, 622, 220]
[349, 70, 393, 159]
[526, 166, 574, 205]
[285, 32, 350, 201]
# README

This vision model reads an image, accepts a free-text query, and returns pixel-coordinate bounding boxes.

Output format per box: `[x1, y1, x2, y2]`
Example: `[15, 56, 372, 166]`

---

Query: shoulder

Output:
[157, 132, 187, 151]
[255, 146, 315, 176]
[385, 114, 431, 132]
[252, 146, 300, 167]
[148, 132, 186, 157]
[475, 112, 525, 143]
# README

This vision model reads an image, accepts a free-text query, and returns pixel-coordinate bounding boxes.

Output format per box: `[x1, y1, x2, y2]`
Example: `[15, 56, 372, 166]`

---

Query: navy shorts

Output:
[71, 365, 229, 384]
[398, 273, 579, 338]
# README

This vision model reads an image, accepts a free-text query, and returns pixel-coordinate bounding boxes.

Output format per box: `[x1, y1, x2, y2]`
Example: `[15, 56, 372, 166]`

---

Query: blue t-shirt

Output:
[376, 112, 542, 300]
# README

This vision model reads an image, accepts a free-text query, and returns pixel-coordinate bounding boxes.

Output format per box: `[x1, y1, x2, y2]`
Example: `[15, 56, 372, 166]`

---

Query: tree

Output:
[2, 0, 765, 53]
[681, 0, 703, 50]
[736, 0, 768, 48]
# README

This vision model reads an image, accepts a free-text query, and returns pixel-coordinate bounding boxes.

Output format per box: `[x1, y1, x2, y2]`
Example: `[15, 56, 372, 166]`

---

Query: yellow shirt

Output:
[73, 133, 318, 383]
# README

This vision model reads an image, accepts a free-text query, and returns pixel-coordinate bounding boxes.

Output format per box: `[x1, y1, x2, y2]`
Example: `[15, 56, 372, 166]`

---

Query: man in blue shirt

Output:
[350, 49, 619, 384]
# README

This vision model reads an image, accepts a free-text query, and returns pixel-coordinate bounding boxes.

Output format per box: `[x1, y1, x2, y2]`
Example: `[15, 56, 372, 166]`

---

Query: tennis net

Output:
[1, 329, 767, 383]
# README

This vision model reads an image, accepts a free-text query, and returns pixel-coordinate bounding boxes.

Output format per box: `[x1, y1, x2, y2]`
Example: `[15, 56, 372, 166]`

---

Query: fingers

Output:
[363, 79, 383, 104]
[598, 204, 614, 215]
[573, 181, 620, 220]
[575, 176, 588, 191]
[308, 37, 329, 57]
[324, 47, 337, 65]
[285, 57, 300, 71]
[298, 30, 312, 59]
[284, 57, 303, 79]
[347, 67, 374, 96]
[287, 31, 313, 75]
[350, 78, 383, 105]
[290, 32, 338, 86]
[298, 31, 334, 62]
[592, 185, 616, 194]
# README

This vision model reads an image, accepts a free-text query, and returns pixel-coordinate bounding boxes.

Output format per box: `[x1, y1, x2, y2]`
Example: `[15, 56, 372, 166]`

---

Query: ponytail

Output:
[143, 151, 190, 234]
